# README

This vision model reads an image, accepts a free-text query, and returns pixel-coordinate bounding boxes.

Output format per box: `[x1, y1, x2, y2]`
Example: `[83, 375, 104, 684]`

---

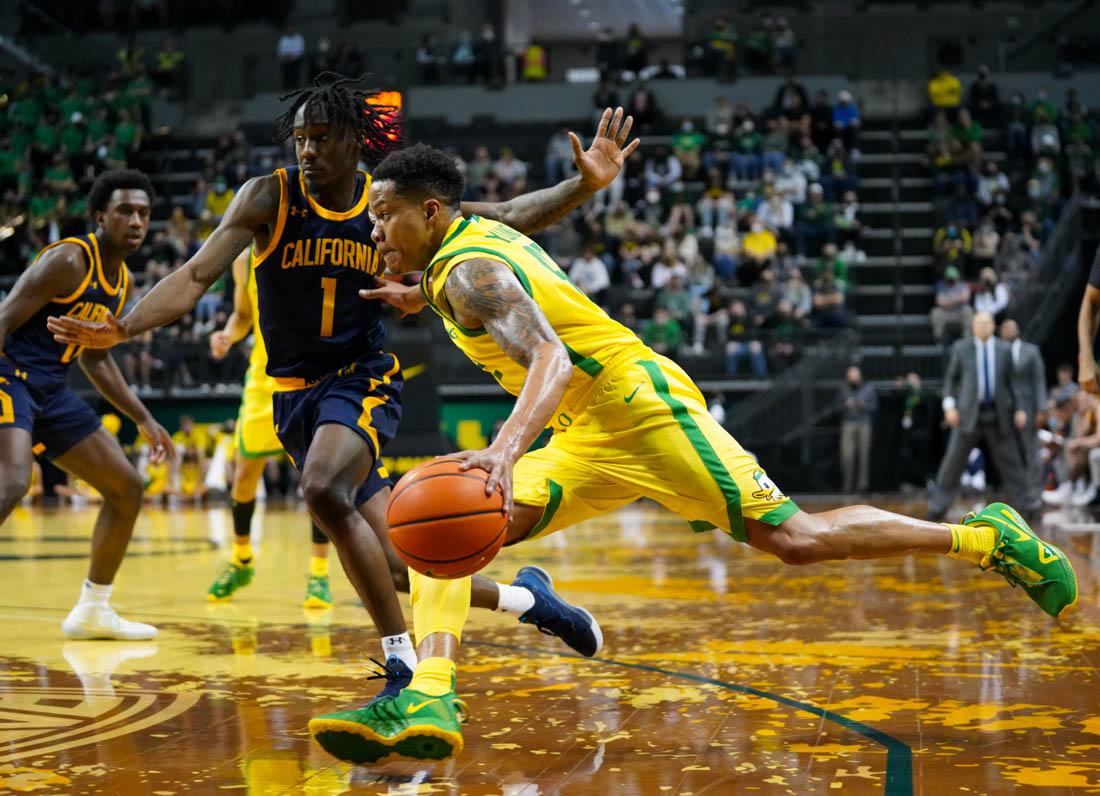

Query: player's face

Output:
[292, 104, 358, 190]
[368, 180, 440, 273]
[97, 189, 151, 254]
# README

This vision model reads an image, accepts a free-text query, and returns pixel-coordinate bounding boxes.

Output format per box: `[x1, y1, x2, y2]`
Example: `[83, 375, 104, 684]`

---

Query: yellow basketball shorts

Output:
[512, 354, 799, 543]
[236, 361, 282, 459]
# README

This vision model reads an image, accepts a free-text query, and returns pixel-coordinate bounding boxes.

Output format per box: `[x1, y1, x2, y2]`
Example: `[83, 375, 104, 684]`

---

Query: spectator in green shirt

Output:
[9, 94, 43, 129]
[61, 112, 88, 158]
[731, 119, 763, 180]
[1030, 87, 1058, 124]
[96, 134, 128, 170]
[30, 113, 61, 173]
[43, 152, 76, 193]
[87, 106, 111, 144]
[642, 308, 683, 356]
[673, 118, 707, 179]
[815, 242, 849, 287]
[58, 86, 90, 125]
[655, 274, 695, 329]
[115, 109, 144, 153]
[28, 185, 59, 226]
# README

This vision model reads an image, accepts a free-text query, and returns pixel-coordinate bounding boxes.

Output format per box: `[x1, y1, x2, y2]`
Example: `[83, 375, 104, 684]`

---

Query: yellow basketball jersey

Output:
[422, 215, 646, 413]
[244, 258, 276, 391]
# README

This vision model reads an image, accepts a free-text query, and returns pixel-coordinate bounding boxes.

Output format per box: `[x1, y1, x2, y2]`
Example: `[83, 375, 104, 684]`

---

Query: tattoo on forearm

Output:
[474, 177, 587, 235]
[447, 260, 558, 367]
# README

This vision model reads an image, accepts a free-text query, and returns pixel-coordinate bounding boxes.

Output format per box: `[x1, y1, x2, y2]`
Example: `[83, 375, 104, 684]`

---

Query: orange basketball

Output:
[387, 457, 507, 579]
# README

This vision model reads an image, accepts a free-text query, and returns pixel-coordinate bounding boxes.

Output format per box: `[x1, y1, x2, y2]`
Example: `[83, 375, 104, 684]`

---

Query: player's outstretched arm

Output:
[1078, 285, 1100, 394]
[210, 250, 255, 360]
[0, 244, 87, 353]
[48, 176, 279, 350]
[461, 107, 641, 236]
[443, 258, 572, 516]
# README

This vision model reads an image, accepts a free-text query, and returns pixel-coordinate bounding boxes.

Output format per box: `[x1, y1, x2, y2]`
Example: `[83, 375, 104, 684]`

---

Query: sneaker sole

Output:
[310, 718, 462, 764]
[522, 566, 604, 657]
[61, 624, 157, 641]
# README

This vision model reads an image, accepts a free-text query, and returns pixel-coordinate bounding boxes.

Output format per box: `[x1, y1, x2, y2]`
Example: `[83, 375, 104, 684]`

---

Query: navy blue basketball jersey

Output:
[4, 233, 129, 384]
[252, 165, 386, 384]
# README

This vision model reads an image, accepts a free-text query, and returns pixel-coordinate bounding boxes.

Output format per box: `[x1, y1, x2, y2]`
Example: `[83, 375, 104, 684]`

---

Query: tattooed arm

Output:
[49, 176, 279, 350]
[462, 107, 641, 236]
[443, 258, 573, 515]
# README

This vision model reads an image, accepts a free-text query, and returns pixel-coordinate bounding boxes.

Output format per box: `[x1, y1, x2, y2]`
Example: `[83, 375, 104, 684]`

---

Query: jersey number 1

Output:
[320, 277, 336, 337]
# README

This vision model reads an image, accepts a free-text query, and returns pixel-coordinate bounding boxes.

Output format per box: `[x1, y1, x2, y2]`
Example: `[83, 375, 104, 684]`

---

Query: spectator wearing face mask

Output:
[1005, 91, 1030, 159]
[568, 246, 610, 303]
[774, 157, 807, 205]
[931, 265, 973, 343]
[975, 160, 1009, 209]
[731, 119, 763, 181]
[204, 176, 235, 224]
[832, 90, 860, 153]
[644, 146, 682, 190]
[839, 366, 877, 493]
[972, 267, 1010, 321]
[1031, 110, 1061, 158]
[673, 117, 707, 178]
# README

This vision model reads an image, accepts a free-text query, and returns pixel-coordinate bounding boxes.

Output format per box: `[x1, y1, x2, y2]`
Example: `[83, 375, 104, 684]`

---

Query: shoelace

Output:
[366, 656, 409, 686]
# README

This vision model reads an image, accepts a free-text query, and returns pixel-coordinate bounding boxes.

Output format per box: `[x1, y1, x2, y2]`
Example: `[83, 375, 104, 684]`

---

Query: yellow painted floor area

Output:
[1, 500, 1098, 795]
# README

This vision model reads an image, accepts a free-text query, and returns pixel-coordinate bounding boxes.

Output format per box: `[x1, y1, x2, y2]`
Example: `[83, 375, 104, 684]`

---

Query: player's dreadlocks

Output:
[273, 72, 402, 163]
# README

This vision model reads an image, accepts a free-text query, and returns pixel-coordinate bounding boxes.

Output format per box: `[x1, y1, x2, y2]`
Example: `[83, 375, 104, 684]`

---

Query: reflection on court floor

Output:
[0, 501, 1097, 794]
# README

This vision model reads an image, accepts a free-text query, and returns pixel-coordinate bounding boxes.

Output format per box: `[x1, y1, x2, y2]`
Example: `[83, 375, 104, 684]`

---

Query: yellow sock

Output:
[309, 556, 328, 577]
[410, 570, 472, 645]
[233, 541, 253, 566]
[409, 656, 456, 696]
[945, 523, 996, 566]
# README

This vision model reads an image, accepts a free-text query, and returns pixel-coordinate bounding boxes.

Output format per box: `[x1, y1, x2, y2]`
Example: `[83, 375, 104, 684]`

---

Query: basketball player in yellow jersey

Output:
[313, 143, 1078, 763]
[205, 249, 334, 607]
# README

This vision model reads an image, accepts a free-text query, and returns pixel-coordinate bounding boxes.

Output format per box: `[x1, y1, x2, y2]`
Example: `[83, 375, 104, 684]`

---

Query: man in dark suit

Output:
[928, 312, 1031, 521]
[1000, 319, 1046, 511]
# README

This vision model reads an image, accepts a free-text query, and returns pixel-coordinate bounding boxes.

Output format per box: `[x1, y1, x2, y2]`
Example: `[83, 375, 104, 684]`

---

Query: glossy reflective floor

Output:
[1, 499, 1098, 795]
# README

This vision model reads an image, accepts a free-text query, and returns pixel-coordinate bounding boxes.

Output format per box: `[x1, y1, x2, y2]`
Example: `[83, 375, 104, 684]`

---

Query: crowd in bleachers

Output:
[450, 77, 865, 378]
[926, 67, 1092, 345]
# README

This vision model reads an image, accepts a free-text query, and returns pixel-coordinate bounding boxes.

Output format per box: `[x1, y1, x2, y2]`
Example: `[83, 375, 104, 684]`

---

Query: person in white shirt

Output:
[650, 250, 688, 288]
[568, 247, 610, 300]
[756, 190, 794, 235]
[277, 26, 306, 90]
[774, 158, 807, 206]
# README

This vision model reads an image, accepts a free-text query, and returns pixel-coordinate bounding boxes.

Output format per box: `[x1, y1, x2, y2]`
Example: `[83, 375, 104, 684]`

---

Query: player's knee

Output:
[101, 468, 145, 513]
[391, 565, 410, 593]
[766, 516, 828, 566]
[301, 477, 354, 526]
[0, 472, 31, 512]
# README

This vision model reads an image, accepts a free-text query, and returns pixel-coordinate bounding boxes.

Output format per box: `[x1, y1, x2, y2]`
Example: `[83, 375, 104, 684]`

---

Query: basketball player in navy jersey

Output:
[0, 168, 174, 640]
[50, 73, 637, 706]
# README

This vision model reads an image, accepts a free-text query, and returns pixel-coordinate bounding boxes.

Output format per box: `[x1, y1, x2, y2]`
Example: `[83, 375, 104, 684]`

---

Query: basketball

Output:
[387, 457, 508, 578]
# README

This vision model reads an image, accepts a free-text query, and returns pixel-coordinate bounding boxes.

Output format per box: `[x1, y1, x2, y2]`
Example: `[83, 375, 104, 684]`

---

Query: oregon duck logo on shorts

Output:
[751, 470, 786, 502]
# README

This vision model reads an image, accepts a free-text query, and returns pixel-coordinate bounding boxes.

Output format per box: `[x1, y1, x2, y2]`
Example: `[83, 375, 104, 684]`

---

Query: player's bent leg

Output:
[311, 573, 470, 764]
[0, 427, 35, 523]
[299, 423, 407, 639]
[53, 428, 155, 641]
[208, 454, 266, 601]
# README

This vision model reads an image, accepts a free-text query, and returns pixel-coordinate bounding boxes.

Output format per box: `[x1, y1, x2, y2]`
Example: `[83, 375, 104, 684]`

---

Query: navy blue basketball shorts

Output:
[0, 360, 102, 461]
[272, 351, 404, 507]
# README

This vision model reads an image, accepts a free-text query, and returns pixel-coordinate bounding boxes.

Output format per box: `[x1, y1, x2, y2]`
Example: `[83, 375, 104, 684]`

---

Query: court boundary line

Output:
[468, 639, 913, 796]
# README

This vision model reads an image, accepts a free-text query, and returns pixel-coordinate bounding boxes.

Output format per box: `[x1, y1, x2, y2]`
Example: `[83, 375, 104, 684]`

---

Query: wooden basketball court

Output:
[1, 500, 1097, 794]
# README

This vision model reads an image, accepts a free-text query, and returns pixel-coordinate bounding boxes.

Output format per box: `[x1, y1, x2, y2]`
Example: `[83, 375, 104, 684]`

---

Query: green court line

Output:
[469, 639, 912, 796]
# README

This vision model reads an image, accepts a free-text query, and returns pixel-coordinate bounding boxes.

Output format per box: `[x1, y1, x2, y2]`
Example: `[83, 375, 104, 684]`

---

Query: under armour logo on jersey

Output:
[289, 206, 309, 218]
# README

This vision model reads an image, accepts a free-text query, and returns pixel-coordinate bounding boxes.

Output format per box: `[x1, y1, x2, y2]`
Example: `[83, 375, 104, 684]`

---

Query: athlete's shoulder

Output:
[33, 239, 91, 284]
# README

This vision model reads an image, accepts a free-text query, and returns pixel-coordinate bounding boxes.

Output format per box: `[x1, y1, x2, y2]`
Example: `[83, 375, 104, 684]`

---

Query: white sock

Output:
[78, 580, 112, 607]
[496, 583, 535, 616]
[381, 632, 417, 671]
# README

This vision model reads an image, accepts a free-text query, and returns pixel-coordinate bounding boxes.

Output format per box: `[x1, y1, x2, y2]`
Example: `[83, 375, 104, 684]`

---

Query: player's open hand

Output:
[359, 275, 427, 317]
[572, 106, 641, 193]
[47, 311, 127, 350]
[139, 418, 176, 464]
[451, 446, 516, 520]
[209, 330, 233, 361]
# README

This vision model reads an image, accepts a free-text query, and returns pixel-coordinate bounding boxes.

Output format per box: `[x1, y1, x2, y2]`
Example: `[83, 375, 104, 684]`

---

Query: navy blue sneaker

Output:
[512, 566, 603, 657]
[365, 656, 413, 705]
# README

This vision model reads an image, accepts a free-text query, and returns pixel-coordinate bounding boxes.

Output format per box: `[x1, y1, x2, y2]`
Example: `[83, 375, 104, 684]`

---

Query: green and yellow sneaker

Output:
[310, 687, 467, 765]
[963, 502, 1078, 619]
[206, 560, 254, 602]
[302, 574, 332, 609]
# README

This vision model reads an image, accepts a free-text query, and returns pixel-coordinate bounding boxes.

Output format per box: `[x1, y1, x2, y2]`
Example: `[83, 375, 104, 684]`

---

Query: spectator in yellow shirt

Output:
[927, 68, 962, 119]
[204, 176, 235, 222]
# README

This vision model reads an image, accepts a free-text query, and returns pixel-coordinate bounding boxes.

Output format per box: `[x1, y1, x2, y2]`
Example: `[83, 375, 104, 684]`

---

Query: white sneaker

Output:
[1073, 483, 1098, 507]
[61, 603, 157, 641]
[1041, 482, 1074, 507]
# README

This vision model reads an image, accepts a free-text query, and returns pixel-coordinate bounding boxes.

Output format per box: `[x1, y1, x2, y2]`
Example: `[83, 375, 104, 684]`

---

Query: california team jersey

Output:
[4, 233, 129, 384]
[251, 165, 385, 383]
[422, 215, 646, 414]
